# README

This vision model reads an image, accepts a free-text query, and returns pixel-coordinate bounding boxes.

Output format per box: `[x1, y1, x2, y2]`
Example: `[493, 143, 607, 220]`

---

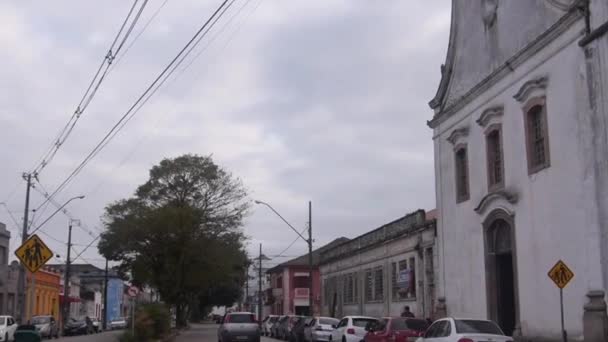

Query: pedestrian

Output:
[401, 306, 415, 318]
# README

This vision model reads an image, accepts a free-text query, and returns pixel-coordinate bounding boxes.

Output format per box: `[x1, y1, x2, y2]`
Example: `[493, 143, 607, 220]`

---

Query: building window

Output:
[365, 267, 384, 303]
[276, 276, 282, 289]
[454, 145, 469, 202]
[486, 125, 504, 190]
[391, 260, 407, 301]
[408, 257, 416, 298]
[524, 99, 550, 174]
[343, 273, 358, 304]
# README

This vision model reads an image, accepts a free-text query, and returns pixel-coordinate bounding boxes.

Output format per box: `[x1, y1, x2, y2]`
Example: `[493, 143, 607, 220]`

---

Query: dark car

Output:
[272, 316, 288, 338]
[289, 317, 313, 342]
[64, 317, 93, 336]
[217, 312, 261, 342]
[364, 317, 430, 342]
[278, 315, 303, 341]
[14, 324, 41, 342]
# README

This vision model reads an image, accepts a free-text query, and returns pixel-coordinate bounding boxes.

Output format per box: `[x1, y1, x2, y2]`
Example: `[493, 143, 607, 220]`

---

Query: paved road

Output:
[176, 323, 275, 342]
[54, 329, 123, 342]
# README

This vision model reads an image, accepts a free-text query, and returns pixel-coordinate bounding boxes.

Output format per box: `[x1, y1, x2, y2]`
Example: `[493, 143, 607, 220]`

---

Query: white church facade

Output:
[428, 1, 608, 341]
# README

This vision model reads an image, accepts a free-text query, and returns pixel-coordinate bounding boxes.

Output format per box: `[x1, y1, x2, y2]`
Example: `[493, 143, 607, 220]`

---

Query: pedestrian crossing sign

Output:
[548, 259, 574, 289]
[14, 234, 53, 273]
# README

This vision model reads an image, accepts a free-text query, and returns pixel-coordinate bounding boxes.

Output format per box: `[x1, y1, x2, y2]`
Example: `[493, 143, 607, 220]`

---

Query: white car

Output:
[304, 316, 340, 342]
[110, 317, 128, 330]
[418, 318, 513, 342]
[330, 316, 378, 342]
[0, 316, 17, 342]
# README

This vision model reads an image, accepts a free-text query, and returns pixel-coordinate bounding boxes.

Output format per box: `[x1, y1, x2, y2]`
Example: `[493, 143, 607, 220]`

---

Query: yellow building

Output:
[25, 267, 61, 322]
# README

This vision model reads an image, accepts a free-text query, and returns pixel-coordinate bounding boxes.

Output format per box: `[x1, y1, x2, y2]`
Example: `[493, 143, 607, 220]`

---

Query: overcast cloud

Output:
[0, 0, 450, 268]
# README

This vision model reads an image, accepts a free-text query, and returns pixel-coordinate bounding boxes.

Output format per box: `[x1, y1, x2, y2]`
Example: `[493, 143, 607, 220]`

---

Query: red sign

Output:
[128, 286, 138, 297]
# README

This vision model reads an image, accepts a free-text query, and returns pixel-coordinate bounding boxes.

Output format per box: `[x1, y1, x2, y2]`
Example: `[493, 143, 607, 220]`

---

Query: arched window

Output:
[486, 125, 504, 190]
[524, 99, 550, 174]
[454, 145, 469, 202]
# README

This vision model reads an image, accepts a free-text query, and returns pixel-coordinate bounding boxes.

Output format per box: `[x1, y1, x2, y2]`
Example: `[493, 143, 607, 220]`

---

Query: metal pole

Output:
[62, 222, 73, 335]
[258, 244, 262, 323]
[560, 288, 567, 342]
[28, 274, 36, 321]
[18, 173, 32, 323]
[103, 258, 109, 330]
[308, 201, 313, 316]
[245, 266, 249, 311]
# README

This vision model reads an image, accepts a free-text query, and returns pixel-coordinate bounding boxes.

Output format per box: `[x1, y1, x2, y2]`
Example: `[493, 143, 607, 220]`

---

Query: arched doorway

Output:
[484, 212, 518, 336]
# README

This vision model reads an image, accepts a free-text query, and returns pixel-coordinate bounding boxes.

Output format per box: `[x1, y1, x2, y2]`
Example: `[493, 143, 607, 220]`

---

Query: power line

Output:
[274, 225, 308, 261]
[30, 0, 148, 175]
[35, 0, 232, 211]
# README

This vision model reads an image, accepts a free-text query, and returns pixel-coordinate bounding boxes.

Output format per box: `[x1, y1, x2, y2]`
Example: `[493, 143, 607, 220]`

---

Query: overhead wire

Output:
[30, 0, 148, 175]
[273, 225, 309, 261]
[35, 0, 232, 211]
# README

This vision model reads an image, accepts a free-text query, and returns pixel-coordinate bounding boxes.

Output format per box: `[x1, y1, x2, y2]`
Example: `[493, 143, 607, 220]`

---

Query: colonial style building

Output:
[428, 1, 608, 341]
[319, 210, 437, 319]
[266, 238, 348, 316]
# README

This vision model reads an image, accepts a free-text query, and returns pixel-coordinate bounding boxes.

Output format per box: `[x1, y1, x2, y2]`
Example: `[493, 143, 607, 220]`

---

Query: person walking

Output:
[401, 306, 415, 318]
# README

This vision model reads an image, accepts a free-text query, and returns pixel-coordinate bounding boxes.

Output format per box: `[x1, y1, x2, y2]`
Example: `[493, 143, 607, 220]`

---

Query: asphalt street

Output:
[175, 323, 275, 342]
[54, 329, 123, 341]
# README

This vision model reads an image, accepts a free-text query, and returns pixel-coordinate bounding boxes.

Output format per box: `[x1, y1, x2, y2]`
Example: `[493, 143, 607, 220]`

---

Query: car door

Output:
[435, 320, 452, 342]
[420, 320, 445, 342]
[7, 317, 17, 339]
[332, 318, 347, 341]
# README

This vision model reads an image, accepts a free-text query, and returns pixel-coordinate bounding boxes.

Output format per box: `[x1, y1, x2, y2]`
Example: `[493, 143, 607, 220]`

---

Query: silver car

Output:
[218, 312, 260, 342]
[304, 317, 340, 342]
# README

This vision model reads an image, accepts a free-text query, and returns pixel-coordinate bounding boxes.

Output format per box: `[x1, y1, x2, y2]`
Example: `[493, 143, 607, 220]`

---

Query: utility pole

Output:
[258, 244, 262, 323]
[62, 219, 75, 334]
[103, 258, 109, 330]
[17, 172, 32, 323]
[308, 201, 313, 316]
[245, 265, 249, 311]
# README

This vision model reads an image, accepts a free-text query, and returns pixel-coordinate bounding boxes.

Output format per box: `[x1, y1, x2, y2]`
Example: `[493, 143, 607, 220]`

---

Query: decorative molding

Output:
[446, 126, 470, 145]
[476, 106, 504, 127]
[428, 5, 583, 128]
[482, 0, 499, 28]
[428, 1, 458, 112]
[474, 189, 519, 214]
[513, 76, 549, 102]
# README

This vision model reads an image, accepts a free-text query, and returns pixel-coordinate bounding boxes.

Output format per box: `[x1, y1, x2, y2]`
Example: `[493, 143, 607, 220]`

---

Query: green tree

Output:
[98, 154, 250, 327]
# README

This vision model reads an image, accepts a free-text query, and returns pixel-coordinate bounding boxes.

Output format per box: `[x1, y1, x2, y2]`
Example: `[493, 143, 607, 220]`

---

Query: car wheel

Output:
[342, 337, 346, 342]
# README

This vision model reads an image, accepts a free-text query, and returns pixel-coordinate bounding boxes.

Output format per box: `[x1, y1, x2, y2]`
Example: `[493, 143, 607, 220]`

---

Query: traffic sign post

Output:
[548, 260, 574, 342]
[14, 234, 53, 274]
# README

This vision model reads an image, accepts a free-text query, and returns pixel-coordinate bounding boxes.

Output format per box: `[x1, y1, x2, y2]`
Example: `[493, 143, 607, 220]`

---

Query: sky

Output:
[0, 0, 450, 270]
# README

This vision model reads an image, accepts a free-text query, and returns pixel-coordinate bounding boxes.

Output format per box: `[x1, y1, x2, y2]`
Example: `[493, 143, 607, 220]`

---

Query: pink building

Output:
[266, 238, 348, 316]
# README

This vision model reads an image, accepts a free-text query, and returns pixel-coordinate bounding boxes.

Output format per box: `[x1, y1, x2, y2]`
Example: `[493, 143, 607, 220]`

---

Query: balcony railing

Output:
[294, 288, 309, 298]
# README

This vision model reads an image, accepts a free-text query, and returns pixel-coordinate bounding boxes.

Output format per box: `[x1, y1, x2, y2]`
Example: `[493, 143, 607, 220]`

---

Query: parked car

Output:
[417, 318, 513, 342]
[289, 317, 313, 342]
[0, 316, 18, 342]
[91, 318, 102, 333]
[262, 315, 279, 336]
[330, 316, 378, 342]
[213, 314, 223, 324]
[364, 317, 430, 342]
[30, 315, 59, 339]
[14, 324, 41, 342]
[109, 317, 128, 330]
[272, 316, 288, 338]
[218, 312, 261, 342]
[304, 317, 340, 342]
[64, 317, 93, 336]
[278, 316, 303, 341]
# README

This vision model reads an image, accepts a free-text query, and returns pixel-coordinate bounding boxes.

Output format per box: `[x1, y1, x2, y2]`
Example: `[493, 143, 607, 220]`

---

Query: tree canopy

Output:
[98, 154, 250, 326]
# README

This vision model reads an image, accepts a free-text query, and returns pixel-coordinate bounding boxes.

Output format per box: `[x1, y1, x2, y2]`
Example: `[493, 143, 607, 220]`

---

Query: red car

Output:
[364, 317, 430, 342]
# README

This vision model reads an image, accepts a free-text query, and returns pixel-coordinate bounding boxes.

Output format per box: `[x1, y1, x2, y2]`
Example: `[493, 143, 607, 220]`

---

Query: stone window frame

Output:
[523, 97, 551, 174]
[485, 123, 505, 191]
[454, 144, 470, 203]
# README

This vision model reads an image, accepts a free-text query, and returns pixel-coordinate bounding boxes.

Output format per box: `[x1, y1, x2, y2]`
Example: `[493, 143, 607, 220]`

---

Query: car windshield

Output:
[229, 314, 255, 323]
[391, 319, 429, 331]
[319, 318, 339, 326]
[31, 317, 50, 324]
[353, 319, 377, 328]
[455, 320, 503, 335]
[270, 317, 279, 323]
[0, 318, 5, 325]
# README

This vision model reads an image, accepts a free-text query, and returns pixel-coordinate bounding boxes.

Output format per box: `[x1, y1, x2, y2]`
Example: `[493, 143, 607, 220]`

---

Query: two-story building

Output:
[428, 1, 608, 340]
[0, 222, 18, 317]
[319, 210, 437, 319]
[266, 238, 348, 316]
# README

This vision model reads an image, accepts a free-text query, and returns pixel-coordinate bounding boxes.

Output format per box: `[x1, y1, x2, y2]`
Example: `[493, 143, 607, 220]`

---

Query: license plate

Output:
[236, 336, 249, 340]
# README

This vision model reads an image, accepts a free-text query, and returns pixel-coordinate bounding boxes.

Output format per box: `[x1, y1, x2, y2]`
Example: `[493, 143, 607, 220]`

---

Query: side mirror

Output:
[331, 324, 337, 329]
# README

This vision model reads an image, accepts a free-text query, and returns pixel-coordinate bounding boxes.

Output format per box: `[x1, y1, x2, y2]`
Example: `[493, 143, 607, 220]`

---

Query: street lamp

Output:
[254, 200, 313, 316]
[28, 195, 85, 236]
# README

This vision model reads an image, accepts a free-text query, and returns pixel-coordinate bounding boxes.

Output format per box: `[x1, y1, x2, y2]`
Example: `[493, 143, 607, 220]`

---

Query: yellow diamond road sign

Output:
[548, 260, 574, 289]
[15, 234, 54, 274]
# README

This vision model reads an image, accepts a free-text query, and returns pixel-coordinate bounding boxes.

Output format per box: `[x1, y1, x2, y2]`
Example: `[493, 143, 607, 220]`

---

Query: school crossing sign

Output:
[548, 259, 574, 289]
[15, 234, 54, 273]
